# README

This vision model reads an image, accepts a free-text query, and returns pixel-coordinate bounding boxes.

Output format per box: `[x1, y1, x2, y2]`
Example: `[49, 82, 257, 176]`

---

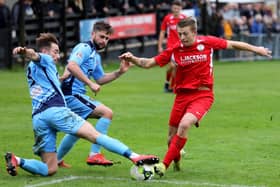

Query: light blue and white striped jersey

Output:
[61, 41, 105, 95]
[26, 53, 66, 116]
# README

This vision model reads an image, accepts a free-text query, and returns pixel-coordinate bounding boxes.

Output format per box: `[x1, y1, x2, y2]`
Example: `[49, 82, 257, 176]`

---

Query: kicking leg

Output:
[4, 152, 57, 176]
[87, 104, 113, 166]
[76, 121, 159, 166]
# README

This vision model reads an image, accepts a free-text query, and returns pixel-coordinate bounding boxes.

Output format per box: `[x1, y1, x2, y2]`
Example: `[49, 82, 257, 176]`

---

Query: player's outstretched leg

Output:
[87, 117, 113, 166]
[95, 134, 159, 166]
[130, 154, 159, 166]
[154, 135, 187, 177]
[77, 122, 159, 166]
[5, 152, 18, 176]
[86, 153, 113, 166]
[4, 152, 49, 176]
[57, 134, 80, 168]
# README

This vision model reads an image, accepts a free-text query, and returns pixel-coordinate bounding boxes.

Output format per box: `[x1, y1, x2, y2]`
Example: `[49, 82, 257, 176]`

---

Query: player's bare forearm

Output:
[59, 68, 71, 82]
[96, 70, 122, 85]
[67, 61, 92, 86]
[137, 58, 157, 69]
[96, 60, 132, 85]
[13, 47, 40, 61]
[67, 61, 101, 94]
[119, 52, 156, 69]
[227, 40, 272, 57]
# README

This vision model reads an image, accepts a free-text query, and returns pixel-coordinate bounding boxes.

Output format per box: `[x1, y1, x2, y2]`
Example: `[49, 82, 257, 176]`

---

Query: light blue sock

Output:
[90, 117, 111, 154]
[57, 134, 79, 161]
[20, 159, 48, 176]
[96, 134, 132, 158]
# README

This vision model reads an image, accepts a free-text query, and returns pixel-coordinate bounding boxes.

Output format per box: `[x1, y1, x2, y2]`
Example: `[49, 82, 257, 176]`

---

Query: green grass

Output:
[0, 60, 280, 187]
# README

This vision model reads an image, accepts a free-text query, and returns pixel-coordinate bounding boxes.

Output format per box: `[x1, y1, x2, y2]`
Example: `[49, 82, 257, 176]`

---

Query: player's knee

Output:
[77, 121, 99, 142]
[47, 165, 58, 176]
[177, 123, 192, 137]
[104, 108, 113, 119]
[180, 122, 192, 130]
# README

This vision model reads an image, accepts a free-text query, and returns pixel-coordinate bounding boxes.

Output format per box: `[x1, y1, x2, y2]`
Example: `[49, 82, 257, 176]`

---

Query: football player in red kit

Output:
[119, 17, 272, 177]
[158, 0, 187, 92]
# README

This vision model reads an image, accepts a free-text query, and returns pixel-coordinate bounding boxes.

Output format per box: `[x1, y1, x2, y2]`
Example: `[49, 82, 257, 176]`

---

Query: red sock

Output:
[163, 135, 187, 169]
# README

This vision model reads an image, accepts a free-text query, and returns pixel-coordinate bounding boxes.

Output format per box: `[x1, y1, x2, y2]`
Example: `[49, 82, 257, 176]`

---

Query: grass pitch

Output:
[0, 60, 279, 187]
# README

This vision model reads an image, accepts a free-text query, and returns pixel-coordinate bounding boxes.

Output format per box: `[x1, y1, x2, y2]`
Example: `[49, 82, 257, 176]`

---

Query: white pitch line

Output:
[24, 175, 266, 187]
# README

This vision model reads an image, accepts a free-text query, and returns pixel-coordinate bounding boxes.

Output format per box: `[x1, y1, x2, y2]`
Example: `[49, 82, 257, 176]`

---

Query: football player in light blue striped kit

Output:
[57, 21, 131, 167]
[4, 33, 158, 177]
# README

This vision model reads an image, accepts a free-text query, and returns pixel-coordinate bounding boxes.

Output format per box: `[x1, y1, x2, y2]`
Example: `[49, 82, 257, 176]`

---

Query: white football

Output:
[130, 164, 154, 180]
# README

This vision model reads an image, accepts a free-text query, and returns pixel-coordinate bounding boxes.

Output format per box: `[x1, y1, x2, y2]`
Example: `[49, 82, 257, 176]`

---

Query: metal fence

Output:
[0, 28, 12, 69]
[219, 34, 280, 62]
[1, 21, 279, 69]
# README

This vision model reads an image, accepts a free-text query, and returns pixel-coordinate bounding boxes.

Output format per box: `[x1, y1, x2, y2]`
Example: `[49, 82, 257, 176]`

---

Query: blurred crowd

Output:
[0, 0, 198, 27]
[0, 0, 279, 37]
[207, 2, 280, 39]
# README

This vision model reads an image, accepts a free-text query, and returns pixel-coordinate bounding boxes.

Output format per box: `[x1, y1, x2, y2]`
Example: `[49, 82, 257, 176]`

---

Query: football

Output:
[130, 164, 154, 180]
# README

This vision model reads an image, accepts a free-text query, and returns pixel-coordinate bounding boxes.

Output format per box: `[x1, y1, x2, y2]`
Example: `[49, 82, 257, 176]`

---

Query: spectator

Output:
[223, 19, 233, 39]
[119, 0, 138, 15]
[158, 0, 187, 93]
[155, 0, 172, 9]
[133, 0, 148, 14]
[11, 0, 35, 28]
[45, 0, 61, 17]
[208, 3, 224, 37]
[252, 3, 265, 17]
[240, 3, 255, 20]
[250, 14, 264, 34]
[232, 16, 250, 36]
[222, 3, 240, 21]
[0, 0, 10, 29]
[139, 0, 156, 13]
[66, 0, 83, 14]
[271, 15, 280, 33]
[94, 0, 120, 17]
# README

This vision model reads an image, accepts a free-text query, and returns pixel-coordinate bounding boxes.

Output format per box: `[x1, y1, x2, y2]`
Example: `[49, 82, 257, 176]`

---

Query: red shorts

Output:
[169, 90, 214, 127]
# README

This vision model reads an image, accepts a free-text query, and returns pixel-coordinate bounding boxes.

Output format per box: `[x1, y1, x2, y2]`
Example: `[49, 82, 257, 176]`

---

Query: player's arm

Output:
[67, 61, 100, 93]
[96, 60, 132, 85]
[59, 67, 71, 82]
[226, 40, 272, 57]
[119, 52, 157, 69]
[158, 30, 166, 53]
[13, 47, 40, 62]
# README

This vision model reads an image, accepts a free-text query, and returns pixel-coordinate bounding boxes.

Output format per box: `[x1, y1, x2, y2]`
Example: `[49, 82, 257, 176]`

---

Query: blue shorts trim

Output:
[65, 94, 101, 119]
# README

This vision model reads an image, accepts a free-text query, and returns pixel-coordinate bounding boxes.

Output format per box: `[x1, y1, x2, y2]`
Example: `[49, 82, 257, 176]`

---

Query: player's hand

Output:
[13, 47, 35, 56]
[13, 47, 26, 55]
[119, 59, 134, 73]
[119, 52, 134, 62]
[88, 82, 101, 95]
[59, 69, 71, 82]
[255, 47, 272, 58]
[13, 46, 38, 61]
[13, 46, 26, 55]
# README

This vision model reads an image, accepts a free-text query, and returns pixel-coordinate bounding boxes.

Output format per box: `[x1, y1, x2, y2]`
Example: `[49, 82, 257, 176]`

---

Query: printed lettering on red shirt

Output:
[155, 36, 227, 92]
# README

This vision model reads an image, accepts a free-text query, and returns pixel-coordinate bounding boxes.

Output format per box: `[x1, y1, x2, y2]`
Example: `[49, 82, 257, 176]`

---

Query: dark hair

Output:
[36, 33, 59, 50]
[177, 17, 197, 32]
[172, 0, 182, 6]
[93, 21, 113, 35]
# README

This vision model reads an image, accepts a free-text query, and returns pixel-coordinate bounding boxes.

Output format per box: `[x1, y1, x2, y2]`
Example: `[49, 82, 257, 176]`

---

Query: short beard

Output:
[94, 41, 105, 51]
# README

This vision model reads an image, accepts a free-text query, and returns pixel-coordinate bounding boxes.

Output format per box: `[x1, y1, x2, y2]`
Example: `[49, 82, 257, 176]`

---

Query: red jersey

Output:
[160, 13, 187, 48]
[155, 36, 228, 92]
